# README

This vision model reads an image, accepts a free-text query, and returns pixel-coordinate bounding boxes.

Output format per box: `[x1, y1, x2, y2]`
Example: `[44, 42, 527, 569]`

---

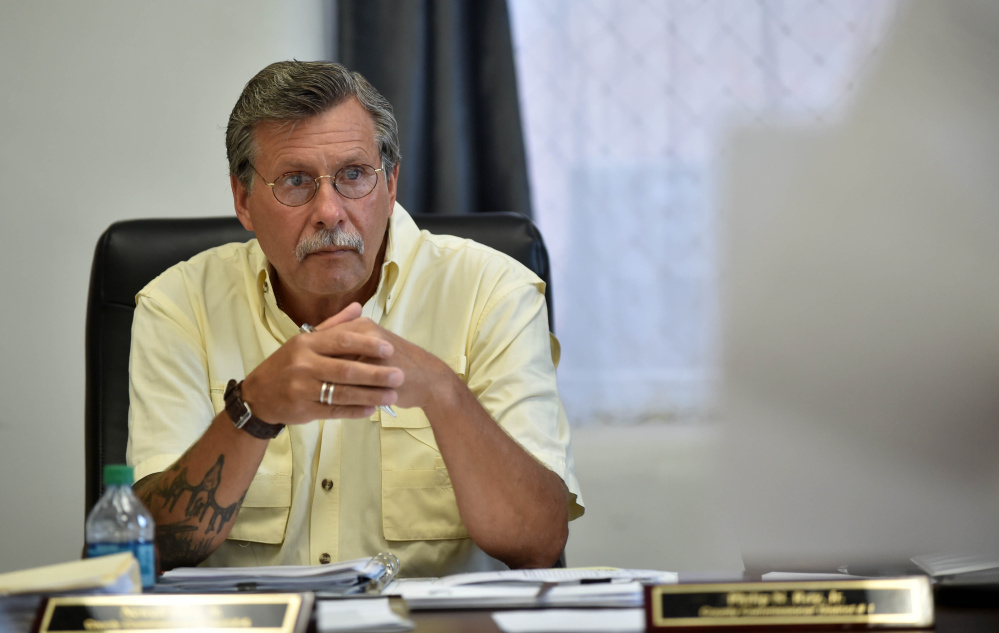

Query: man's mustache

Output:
[295, 226, 366, 262]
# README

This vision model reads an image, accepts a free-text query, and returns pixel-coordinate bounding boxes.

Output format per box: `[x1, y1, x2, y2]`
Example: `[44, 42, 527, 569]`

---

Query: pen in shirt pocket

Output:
[299, 323, 397, 417]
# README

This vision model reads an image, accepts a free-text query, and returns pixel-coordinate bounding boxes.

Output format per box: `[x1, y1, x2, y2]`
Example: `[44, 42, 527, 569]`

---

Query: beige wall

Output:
[0, 0, 333, 573]
[566, 425, 742, 572]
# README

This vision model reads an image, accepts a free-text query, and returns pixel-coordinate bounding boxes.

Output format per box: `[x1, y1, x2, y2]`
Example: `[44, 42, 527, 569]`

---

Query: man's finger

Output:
[307, 382, 399, 409]
[315, 302, 363, 330]
[302, 326, 394, 361]
[314, 404, 378, 420]
[312, 357, 404, 389]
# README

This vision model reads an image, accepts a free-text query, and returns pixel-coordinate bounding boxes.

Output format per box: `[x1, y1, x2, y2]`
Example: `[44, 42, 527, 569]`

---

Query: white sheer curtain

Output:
[508, 0, 900, 426]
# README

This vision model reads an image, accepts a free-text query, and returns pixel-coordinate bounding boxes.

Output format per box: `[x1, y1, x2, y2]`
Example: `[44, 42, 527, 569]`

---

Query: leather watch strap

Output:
[224, 379, 285, 440]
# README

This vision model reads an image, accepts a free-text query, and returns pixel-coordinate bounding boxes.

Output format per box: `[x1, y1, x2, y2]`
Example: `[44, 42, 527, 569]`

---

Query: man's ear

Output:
[386, 163, 400, 217]
[231, 173, 254, 231]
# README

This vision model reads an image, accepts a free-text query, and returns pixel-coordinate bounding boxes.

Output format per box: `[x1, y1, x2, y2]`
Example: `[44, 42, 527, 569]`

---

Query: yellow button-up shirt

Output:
[126, 205, 584, 577]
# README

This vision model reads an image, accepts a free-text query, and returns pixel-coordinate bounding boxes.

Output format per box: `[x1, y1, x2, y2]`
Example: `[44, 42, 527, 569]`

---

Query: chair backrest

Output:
[84, 213, 553, 515]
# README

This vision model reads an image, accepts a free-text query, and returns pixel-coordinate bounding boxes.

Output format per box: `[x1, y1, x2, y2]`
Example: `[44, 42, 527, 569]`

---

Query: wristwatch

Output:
[224, 379, 285, 439]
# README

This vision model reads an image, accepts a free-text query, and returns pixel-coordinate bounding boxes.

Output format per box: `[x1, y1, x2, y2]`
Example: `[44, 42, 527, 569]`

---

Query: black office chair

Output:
[84, 212, 554, 514]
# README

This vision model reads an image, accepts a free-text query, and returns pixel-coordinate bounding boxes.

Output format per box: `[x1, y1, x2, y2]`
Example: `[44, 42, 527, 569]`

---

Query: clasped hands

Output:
[240, 302, 446, 425]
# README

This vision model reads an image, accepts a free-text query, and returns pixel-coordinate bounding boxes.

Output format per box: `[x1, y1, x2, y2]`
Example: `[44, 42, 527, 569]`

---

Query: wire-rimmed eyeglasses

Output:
[251, 163, 383, 207]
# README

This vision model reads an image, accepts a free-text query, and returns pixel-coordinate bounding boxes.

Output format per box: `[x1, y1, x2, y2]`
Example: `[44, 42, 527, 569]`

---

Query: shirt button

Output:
[322, 479, 334, 492]
[262, 280, 269, 293]
[320, 553, 331, 564]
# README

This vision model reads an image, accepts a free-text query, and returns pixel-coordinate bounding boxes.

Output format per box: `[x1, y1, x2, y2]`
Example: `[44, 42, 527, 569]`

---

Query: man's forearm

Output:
[133, 411, 269, 570]
[425, 372, 570, 569]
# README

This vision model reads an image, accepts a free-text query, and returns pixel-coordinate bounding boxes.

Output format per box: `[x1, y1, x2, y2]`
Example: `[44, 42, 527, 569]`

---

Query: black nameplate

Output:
[645, 577, 933, 630]
[35, 593, 313, 633]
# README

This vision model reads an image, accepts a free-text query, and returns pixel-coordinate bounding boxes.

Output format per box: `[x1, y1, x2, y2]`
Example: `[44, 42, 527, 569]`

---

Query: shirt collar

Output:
[378, 202, 422, 317]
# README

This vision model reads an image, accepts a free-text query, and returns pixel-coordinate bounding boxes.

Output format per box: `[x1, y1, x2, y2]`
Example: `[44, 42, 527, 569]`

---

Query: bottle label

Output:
[87, 541, 156, 589]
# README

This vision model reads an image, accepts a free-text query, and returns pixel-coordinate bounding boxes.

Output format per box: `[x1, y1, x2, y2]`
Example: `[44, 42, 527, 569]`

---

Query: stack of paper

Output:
[398, 581, 646, 610]
[0, 552, 140, 596]
[911, 552, 999, 585]
[0, 553, 140, 633]
[158, 553, 398, 594]
[911, 552, 999, 578]
[432, 568, 676, 587]
[392, 567, 677, 610]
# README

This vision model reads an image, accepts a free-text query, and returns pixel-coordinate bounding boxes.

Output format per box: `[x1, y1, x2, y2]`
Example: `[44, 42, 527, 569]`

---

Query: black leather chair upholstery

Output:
[84, 213, 553, 515]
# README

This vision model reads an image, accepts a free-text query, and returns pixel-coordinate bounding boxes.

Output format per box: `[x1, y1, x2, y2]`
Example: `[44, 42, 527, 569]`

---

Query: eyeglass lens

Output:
[272, 164, 379, 206]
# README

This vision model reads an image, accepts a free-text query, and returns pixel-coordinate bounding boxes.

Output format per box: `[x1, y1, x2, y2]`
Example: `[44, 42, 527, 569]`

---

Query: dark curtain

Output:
[337, 0, 532, 217]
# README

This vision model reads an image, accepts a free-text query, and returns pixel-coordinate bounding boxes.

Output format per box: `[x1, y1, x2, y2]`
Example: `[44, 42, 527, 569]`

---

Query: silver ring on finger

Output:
[320, 381, 336, 406]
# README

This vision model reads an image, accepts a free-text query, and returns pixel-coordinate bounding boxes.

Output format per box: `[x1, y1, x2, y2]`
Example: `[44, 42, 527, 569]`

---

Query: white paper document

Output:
[761, 572, 868, 581]
[434, 567, 677, 586]
[911, 552, 999, 578]
[315, 598, 413, 633]
[397, 580, 645, 610]
[492, 608, 645, 633]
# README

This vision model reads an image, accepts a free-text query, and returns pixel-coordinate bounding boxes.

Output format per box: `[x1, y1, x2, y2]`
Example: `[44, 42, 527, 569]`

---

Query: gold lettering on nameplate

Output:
[119, 606, 166, 619]
[646, 577, 933, 629]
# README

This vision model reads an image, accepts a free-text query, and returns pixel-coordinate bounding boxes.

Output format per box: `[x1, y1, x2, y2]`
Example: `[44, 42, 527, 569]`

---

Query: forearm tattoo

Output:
[154, 523, 216, 567]
[136, 455, 245, 569]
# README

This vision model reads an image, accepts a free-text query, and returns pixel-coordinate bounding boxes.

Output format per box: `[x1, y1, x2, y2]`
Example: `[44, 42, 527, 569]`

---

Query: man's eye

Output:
[343, 167, 362, 181]
[281, 173, 312, 188]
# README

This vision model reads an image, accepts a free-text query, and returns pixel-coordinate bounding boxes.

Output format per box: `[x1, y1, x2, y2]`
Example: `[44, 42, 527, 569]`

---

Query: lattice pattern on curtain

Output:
[508, 0, 900, 426]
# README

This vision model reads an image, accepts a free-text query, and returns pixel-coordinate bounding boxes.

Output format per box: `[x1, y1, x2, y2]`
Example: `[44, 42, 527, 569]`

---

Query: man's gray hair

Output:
[226, 60, 401, 192]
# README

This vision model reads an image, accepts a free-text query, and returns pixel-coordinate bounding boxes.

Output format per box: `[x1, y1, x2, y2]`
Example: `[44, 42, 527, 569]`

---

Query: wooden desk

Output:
[935, 605, 999, 633]
[400, 604, 999, 633]
[409, 609, 502, 633]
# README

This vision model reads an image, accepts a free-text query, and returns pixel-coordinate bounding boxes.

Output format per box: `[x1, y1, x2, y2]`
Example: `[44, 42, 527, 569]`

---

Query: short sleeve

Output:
[126, 288, 215, 482]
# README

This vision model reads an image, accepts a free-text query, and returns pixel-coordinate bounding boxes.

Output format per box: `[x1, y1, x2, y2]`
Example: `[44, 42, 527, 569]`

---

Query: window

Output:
[509, 0, 900, 425]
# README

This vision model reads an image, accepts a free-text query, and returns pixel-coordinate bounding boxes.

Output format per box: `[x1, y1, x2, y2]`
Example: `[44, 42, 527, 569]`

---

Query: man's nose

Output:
[310, 175, 348, 224]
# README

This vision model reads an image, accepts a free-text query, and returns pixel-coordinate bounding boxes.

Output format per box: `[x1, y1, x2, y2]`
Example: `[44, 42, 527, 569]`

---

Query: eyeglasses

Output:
[251, 163, 383, 207]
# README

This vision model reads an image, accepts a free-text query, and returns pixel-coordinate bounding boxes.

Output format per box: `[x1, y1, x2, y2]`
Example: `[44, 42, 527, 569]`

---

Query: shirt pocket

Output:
[210, 382, 293, 545]
[379, 355, 469, 542]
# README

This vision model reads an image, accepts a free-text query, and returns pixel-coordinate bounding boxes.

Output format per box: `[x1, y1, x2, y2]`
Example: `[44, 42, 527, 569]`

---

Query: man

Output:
[126, 61, 584, 577]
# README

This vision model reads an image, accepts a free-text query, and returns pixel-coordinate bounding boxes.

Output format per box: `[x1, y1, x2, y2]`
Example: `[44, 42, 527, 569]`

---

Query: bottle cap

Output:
[103, 464, 135, 486]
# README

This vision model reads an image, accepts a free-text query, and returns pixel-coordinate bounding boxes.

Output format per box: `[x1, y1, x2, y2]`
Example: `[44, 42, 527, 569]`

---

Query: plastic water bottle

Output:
[85, 464, 156, 589]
